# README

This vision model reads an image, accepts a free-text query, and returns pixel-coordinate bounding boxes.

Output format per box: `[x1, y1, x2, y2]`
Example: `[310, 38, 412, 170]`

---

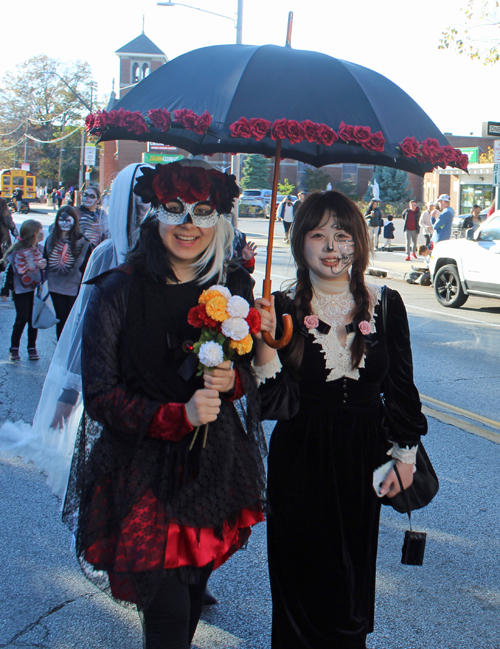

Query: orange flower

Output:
[205, 296, 229, 322]
[229, 334, 253, 355]
[199, 288, 223, 304]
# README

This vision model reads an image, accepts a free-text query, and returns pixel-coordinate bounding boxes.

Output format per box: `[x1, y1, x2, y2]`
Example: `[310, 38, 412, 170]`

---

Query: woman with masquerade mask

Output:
[61, 160, 266, 649]
[76, 186, 108, 246]
[44, 206, 93, 339]
[254, 191, 427, 649]
[0, 164, 153, 498]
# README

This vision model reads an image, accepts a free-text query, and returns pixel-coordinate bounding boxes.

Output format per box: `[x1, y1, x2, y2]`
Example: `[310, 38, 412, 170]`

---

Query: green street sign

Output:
[142, 153, 184, 164]
[493, 163, 500, 186]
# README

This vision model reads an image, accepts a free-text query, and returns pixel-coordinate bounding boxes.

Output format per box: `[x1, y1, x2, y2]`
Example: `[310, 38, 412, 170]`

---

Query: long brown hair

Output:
[2, 219, 43, 262]
[47, 206, 80, 258]
[286, 190, 371, 371]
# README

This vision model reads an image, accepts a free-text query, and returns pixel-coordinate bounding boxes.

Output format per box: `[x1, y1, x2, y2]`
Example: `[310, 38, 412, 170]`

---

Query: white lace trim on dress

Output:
[388, 443, 418, 465]
[309, 283, 382, 382]
[253, 354, 282, 387]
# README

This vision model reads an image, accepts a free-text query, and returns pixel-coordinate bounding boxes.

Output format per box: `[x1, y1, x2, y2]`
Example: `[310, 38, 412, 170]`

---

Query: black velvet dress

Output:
[261, 286, 427, 649]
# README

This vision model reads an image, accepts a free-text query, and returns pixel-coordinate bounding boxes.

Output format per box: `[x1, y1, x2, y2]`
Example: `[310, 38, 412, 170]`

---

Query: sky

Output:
[1, 0, 499, 138]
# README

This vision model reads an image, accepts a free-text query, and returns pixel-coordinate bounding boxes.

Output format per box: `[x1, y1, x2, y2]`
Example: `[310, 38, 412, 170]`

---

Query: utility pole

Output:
[24, 119, 28, 164]
[58, 112, 66, 185]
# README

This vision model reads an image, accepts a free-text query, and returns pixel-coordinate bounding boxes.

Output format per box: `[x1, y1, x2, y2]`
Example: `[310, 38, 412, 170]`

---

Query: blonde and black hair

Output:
[2, 219, 43, 262]
[286, 191, 371, 370]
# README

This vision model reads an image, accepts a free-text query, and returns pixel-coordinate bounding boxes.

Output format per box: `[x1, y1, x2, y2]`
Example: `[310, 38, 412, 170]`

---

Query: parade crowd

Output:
[1, 162, 432, 649]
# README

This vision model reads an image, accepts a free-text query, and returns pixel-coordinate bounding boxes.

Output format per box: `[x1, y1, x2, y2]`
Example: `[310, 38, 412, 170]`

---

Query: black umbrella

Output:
[87, 43, 467, 347]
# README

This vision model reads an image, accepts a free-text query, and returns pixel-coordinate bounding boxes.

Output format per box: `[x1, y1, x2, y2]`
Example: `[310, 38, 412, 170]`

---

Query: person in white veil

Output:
[0, 163, 152, 499]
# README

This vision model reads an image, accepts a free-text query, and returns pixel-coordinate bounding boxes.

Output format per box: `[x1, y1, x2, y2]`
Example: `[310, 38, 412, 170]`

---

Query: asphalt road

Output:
[1, 213, 499, 648]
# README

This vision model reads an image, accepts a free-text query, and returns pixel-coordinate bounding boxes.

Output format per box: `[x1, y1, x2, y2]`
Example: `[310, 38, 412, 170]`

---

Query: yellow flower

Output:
[199, 289, 223, 305]
[205, 296, 229, 322]
[229, 334, 253, 355]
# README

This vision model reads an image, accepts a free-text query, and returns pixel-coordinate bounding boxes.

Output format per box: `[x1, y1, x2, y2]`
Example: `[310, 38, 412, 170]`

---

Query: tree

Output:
[335, 180, 358, 200]
[439, 0, 500, 64]
[278, 178, 295, 195]
[364, 167, 413, 203]
[303, 167, 330, 192]
[239, 155, 271, 189]
[0, 55, 97, 187]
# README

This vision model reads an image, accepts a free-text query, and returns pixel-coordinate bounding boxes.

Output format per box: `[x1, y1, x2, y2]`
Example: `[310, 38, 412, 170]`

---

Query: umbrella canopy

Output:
[88, 44, 467, 177]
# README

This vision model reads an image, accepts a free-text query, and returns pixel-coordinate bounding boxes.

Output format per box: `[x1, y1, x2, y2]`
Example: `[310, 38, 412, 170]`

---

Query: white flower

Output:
[198, 341, 224, 367]
[226, 295, 250, 318]
[221, 317, 250, 341]
[208, 284, 231, 300]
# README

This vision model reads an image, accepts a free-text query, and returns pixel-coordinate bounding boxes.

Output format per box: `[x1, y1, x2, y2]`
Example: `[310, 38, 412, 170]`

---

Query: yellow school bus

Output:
[0, 168, 37, 201]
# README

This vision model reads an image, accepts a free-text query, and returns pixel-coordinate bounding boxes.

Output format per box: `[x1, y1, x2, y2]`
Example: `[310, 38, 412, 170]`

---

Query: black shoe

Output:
[9, 348, 20, 361]
[203, 586, 218, 606]
[27, 347, 39, 361]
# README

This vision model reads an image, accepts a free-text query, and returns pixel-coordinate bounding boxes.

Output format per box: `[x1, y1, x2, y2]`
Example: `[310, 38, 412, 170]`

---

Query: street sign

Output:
[142, 152, 184, 164]
[494, 140, 500, 163]
[485, 122, 500, 137]
[84, 144, 96, 166]
[493, 163, 500, 186]
[459, 147, 479, 163]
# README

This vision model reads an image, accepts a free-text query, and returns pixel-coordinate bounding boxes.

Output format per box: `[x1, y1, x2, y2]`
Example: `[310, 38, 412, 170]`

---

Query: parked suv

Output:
[429, 212, 500, 308]
[239, 189, 272, 216]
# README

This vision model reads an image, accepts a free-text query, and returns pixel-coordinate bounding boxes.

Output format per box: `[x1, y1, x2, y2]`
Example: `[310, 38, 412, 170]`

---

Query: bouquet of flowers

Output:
[188, 284, 261, 374]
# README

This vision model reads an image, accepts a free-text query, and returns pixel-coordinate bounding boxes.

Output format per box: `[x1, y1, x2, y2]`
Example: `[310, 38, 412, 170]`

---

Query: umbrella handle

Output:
[261, 278, 293, 350]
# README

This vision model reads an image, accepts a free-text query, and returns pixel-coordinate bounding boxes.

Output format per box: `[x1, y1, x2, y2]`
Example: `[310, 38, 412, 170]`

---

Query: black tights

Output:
[50, 292, 77, 339]
[143, 564, 213, 649]
[11, 291, 37, 349]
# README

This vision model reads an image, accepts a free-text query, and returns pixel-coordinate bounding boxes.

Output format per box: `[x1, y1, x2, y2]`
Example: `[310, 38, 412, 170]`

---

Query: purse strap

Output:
[393, 461, 413, 529]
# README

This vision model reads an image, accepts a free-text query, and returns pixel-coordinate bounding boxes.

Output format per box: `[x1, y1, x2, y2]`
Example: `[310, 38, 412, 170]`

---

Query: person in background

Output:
[462, 204, 482, 233]
[419, 202, 436, 246]
[44, 206, 93, 339]
[278, 195, 295, 243]
[0, 197, 19, 270]
[76, 186, 108, 246]
[402, 199, 420, 260]
[1, 220, 47, 361]
[12, 186, 24, 212]
[293, 191, 306, 219]
[432, 194, 454, 244]
[381, 214, 395, 250]
[364, 199, 382, 249]
[233, 227, 257, 274]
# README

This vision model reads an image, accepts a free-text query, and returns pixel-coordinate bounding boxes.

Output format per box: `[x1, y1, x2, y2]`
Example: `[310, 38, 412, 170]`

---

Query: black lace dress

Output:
[63, 263, 266, 609]
[260, 286, 427, 649]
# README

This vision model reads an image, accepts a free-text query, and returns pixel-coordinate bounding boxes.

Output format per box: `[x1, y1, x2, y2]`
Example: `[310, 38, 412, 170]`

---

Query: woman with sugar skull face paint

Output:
[76, 186, 108, 245]
[44, 206, 93, 339]
[62, 160, 266, 649]
[254, 191, 427, 649]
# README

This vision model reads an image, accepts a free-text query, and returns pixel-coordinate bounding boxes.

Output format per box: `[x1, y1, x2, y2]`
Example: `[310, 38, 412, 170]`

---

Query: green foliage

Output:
[439, 0, 500, 64]
[335, 180, 359, 200]
[365, 167, 413, 203]
[303, 167, 330, 192]
[278, 178, 295, 195]
[240, 155, 271, 190]
[0, 54, 97, 187]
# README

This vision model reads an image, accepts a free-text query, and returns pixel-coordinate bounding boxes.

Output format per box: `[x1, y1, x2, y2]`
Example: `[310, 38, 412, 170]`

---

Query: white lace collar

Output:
[309, 283, 382, 382]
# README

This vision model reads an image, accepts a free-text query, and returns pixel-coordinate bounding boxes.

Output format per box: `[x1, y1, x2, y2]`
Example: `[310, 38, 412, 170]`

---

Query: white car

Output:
[429, 212, 500, 308]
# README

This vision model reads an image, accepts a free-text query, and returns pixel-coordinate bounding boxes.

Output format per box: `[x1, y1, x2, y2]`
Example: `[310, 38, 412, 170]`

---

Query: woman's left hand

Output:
[380, 460, 414, 497]
[203, 360, 235, 394]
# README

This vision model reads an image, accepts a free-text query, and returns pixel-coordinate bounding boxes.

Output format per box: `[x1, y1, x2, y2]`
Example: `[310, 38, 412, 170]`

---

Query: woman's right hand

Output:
[38, 259, 47, 270]
[185, 388, 221, 427]
[253, 296, 277, 340]
[50, 402, 74, 429]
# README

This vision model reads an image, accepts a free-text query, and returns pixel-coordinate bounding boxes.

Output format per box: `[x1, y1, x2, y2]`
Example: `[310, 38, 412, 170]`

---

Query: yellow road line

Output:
[420, 394, 500, 431]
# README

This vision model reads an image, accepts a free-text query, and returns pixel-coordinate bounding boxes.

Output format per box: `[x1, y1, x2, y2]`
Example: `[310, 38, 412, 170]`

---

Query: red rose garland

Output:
[86, 107, 212, 137]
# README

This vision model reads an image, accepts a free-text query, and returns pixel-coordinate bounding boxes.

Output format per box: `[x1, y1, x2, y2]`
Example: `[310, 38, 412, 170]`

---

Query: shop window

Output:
[342, 164, 358, 183]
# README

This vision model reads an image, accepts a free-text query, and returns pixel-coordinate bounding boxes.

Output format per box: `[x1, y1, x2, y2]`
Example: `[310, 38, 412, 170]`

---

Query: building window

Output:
[342, 164, 358, 183]
[460, 184, 493, 213]
[142, 63, 150, 79]
[132, 63, 140, 84]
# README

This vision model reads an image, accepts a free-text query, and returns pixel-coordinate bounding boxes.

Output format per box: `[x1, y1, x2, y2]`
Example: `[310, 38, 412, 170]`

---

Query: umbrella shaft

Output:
[264, 138, 282, 301]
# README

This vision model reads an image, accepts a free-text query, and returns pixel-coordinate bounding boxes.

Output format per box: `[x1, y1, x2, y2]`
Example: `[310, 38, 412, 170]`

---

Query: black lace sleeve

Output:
[259, 291, 301, 421]
[382, 288, 427, 447]
[81, 274, 161, 439]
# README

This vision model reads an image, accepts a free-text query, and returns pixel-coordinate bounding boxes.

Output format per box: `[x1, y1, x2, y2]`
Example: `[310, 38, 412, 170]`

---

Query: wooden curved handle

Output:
[262, 313, 293, 349]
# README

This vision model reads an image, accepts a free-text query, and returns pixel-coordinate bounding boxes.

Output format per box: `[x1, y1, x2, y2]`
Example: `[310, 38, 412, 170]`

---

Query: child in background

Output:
[1, 220, 46, 361]
[381, 214, 395, 250]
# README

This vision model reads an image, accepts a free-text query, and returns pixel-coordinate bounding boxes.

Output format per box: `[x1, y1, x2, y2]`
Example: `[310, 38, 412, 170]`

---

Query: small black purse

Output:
[393, 465, 427, 566]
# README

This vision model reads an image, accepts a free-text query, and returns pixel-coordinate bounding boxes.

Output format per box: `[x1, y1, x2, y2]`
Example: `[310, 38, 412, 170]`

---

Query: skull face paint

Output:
[303, 212, 355, 281]
[58, 214, 75, 232]
[82, 191, 99, 210]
